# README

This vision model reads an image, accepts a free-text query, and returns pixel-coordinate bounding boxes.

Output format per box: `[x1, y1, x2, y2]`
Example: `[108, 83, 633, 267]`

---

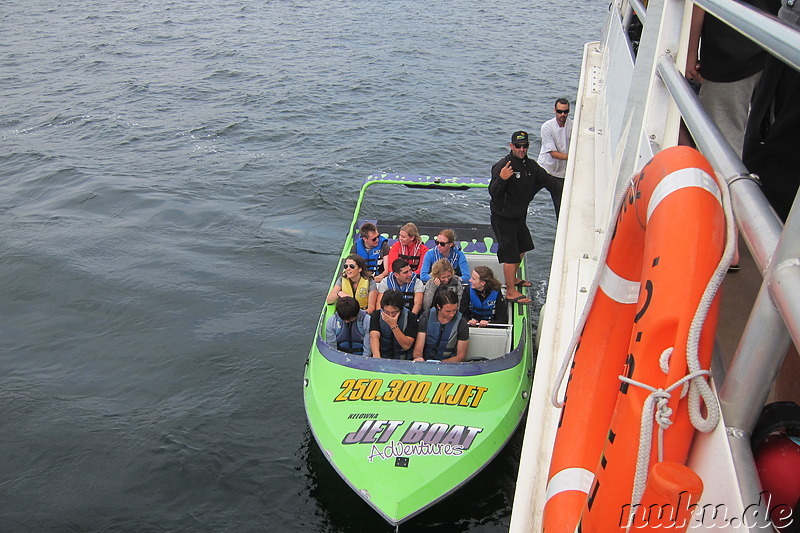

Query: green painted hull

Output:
[303, 174, 534, 525]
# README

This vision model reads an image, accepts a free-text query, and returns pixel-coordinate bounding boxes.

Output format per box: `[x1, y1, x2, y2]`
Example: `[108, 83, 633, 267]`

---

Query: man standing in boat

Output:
[489, 131, 562, 304]
[537, 98, 572, 184]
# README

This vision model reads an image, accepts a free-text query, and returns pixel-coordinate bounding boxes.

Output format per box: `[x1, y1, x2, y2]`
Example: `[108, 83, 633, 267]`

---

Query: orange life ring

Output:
[542, 146, 724, 533]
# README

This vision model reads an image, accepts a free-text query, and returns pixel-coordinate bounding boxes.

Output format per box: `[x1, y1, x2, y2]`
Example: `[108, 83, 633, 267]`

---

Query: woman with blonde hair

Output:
[385, 222, 429, 275]
[460, 265, 509, 327]
[326, 254, 378, 314]
[422, 259, 464, 312]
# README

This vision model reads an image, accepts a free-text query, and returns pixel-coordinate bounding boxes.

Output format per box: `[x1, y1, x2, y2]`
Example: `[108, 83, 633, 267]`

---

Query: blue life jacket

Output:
[378, 309, 409, 359]
[386, 272, 418, 310]
[331, 310, 368, 354]
[427, 248, 463, 278]
[355, 235, 388, 275]
[469, 287, 499, 321]
[423, 308, 462, 359]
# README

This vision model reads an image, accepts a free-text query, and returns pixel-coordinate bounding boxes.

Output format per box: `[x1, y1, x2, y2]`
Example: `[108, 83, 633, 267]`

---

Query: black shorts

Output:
[491, 213, 534, 264]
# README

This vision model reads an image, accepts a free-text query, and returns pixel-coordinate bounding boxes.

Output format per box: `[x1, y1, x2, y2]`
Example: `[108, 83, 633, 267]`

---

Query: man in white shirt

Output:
[537, 98, 573, 179]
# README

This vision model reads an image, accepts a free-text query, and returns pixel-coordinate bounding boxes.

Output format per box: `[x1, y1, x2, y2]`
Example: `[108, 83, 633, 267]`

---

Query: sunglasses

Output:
[556, 109, 570, 114]
[365, 235, 379, 242]
[435, 240, 451, 246]
[513, 143, 529, 149]
[344, 264, 358, 269]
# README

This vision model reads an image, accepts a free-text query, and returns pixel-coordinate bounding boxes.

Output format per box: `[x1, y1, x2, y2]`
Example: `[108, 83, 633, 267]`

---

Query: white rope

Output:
[620, 368, 712, 515]
[551, 174, 637, 408]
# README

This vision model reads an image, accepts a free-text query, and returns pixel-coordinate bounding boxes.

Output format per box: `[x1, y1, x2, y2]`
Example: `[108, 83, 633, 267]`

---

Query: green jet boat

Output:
[303, 173, 535, 526]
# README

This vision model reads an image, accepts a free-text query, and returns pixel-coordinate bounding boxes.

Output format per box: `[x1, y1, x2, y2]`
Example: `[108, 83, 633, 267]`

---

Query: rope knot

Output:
[654, 394, 673, 430]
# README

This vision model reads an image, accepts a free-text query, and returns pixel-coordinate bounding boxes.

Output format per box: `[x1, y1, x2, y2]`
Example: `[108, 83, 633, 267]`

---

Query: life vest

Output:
[355, 235, 388, 275]
[422, 308, 462, 360]
[427, 248, 463, 277]
[469, 286, 499, 321]
[386, 273, 418, 310]
[331, 311, 368, 354]
[341, 276, 371, 310]
[378, 309, 409, 359]
[397, 241, 424, 271]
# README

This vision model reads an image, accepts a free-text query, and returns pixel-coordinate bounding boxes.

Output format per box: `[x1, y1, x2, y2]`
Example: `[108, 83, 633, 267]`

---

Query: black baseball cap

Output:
[511, 131, 529, 145]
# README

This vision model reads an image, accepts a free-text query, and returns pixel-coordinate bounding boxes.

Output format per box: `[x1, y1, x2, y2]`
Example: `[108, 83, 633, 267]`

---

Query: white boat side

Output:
[511, 0, 800, 530]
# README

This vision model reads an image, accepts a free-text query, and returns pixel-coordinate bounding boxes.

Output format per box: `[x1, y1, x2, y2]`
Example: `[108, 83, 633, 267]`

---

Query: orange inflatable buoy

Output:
[580, 146, 724, 530]
[543, 146, 724, 533]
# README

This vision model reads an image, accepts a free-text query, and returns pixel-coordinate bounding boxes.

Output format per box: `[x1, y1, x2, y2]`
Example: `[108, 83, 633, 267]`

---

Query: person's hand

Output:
[338, 290, 348, 298]
[382, 310, 399, 329]
[468, 319, 478, 327]
[479, 319, 489, 328]
[413, 356, 425, 362]
[433, 277, 442, 286]
[499, 161, 514, 180]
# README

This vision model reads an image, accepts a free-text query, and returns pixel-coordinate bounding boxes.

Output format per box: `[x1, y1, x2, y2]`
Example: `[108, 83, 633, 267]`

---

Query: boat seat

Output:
[465, 322, 513, 361]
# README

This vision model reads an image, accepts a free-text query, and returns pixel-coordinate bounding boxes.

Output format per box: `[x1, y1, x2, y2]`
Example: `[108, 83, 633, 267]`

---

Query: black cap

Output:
[511, 131, 529, 145]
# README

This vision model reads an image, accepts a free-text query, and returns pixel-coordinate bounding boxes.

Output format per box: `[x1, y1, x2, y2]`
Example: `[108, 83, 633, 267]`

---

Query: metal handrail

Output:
[695, 0, 800, 73]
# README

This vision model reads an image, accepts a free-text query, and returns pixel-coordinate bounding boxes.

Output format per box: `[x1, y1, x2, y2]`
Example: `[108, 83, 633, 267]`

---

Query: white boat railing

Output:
[614, 0, 800, 521]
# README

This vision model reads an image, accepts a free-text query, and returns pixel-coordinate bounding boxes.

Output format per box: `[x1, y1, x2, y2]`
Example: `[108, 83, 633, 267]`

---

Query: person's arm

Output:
[411, 280, 424, 316]
[419, 250, 433, 282]
[385, 243, 399, 275]
[366, 289, 378, 315]
[326, 278, 344, 305]
[456, 251, 471, 283]
[686, 4, 705, 80]
[541, 122, 568, 160]
[324, 316, 337, 348]
[382, 310, 415, 350]
[412, 331, 426, 361]
[442, 340, 468, 363]
[488, 157, 514, 198]
[370, 330, 382, 358]
[460, 291, 474, 322]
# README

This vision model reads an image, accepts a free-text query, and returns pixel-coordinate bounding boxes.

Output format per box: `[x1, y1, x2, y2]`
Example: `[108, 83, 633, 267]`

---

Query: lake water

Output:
[0, 1, 605, 530]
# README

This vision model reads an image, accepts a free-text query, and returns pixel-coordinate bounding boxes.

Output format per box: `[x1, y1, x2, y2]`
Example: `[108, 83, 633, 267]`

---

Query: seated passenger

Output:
[413, 289, 469, 363]
[460, 266, 509, 327]
[326, 254, 377, 314]
[420, 229, 470, 283]
[422, 259, 464, 312]
[369, 289, 418, 360]
[377, 258, 424, 316]
[385, 222, 429, 275]
[325, 297, 369, 355]
[351, 222, 390, 281]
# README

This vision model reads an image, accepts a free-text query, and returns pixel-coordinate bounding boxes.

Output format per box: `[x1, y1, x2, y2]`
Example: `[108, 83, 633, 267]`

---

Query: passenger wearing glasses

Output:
[369, 289, 418, 360]
[385, 222, 429, 276]
[489, 130, 562, 304]
[376, 258, 424, 315]
[351, 222, 390, 281]
[537, 98, 572, 180]
[326, 254, 378, 314]
[419, 229, 470, 283]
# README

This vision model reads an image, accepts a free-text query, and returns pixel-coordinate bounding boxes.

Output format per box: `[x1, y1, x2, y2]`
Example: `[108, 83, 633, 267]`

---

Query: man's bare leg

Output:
[504, 253, 530, 302]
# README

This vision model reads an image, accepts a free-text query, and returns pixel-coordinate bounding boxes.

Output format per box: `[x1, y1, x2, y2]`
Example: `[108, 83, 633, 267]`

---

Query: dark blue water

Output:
[1, 1, 605, 530]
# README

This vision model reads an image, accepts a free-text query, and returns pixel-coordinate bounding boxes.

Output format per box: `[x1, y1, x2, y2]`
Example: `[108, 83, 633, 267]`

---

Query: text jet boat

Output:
[303, 174, 534, 525]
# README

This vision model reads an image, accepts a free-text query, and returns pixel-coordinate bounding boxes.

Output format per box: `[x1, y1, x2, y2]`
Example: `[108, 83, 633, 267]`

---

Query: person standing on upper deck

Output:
[537, 98, 573, 180]
[489, 131, 562, 304]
